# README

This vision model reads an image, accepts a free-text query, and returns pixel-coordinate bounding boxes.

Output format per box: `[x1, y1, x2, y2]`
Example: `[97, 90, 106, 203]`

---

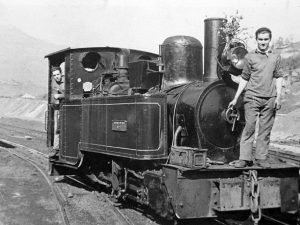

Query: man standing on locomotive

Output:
[228, 27, 283, 168]
[49, 66, 65, 159]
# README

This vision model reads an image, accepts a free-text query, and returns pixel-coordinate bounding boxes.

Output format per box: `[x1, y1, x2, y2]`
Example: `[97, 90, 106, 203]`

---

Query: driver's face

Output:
[52, 70, 62, 82]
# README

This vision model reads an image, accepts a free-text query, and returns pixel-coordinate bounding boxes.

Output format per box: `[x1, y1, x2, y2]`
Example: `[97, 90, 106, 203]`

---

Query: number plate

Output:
[112, 120, 127, 132]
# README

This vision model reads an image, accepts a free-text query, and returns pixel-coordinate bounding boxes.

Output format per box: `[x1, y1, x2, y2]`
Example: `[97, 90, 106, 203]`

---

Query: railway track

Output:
[63, 175, 136, 225]
[0, 137, 297, 225]
[0, 138, 48, 158]
[0, 138, 151, 225]
[0, 120, 46, 134]
[0, 139, 69, 225]
[269, 148, 300, 167]
[0, 126, 298, 225]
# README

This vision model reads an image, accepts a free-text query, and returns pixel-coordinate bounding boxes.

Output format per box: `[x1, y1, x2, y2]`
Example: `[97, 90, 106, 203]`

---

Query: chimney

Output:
[203, 18, 227, 82]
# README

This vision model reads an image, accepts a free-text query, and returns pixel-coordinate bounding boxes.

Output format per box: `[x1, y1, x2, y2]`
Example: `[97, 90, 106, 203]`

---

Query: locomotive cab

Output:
[45, 47, 161, 166]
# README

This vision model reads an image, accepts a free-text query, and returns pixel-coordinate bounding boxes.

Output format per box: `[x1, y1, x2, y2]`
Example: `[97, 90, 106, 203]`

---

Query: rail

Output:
[0, 138, 137, 225]
[0, 142, 69, 225]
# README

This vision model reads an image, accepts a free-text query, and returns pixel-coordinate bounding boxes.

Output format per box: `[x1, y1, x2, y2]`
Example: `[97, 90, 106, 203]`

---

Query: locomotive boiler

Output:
[46, 18, 299, 224]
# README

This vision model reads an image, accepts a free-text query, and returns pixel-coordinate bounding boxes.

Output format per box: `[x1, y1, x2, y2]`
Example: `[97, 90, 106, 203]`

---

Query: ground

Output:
[0, 117, 158, 225]
[0, 148, 61, 225]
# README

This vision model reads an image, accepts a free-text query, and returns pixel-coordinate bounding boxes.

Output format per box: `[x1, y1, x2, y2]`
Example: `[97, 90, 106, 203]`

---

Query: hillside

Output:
[0, 97, 47, 122]
[0, 79, 47, 98]
[0, 24, 64, 97]
[273, 42, 300, 114]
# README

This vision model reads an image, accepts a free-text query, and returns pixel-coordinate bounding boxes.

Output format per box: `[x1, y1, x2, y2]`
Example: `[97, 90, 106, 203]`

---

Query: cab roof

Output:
[45, 47, 158, 59]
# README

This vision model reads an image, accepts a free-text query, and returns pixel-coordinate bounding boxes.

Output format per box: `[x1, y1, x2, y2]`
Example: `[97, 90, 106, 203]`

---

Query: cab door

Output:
[46, 104, 55, 147]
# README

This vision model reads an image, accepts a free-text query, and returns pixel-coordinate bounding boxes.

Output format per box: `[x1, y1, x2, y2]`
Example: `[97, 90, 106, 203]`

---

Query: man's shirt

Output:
[51, 76, 65, 104]
[241, 49, 283, 97]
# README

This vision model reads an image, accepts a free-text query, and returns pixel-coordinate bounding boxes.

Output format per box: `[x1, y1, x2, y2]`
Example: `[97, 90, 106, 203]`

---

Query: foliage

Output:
[219, 11, 251, 41]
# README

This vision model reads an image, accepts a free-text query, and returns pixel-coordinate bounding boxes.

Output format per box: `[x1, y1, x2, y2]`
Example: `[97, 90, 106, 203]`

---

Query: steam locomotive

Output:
[46, 18, 299, 224]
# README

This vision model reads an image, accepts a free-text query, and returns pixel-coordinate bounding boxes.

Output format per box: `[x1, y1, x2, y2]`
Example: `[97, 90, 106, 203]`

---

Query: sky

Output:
[0, 0, 300, 53]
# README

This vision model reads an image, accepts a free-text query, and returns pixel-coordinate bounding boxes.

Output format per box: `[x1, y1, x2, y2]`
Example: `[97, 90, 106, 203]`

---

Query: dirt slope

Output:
[0, 97, 47, 122]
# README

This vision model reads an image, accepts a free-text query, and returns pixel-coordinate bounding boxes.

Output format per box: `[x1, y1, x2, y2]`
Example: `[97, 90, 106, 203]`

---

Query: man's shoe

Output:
[255, 159, 270, 168]
[234, 160, 253, 168]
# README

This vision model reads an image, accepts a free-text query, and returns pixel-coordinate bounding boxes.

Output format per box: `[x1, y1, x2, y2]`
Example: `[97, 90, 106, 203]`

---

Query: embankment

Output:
[0, 97, 47, 122]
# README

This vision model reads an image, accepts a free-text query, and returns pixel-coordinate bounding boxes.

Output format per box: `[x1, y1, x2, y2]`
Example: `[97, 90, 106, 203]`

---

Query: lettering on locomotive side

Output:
[112, 120, 127, 132]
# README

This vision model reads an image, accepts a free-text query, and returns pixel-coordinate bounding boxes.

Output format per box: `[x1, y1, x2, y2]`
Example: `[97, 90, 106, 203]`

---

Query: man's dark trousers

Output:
[239, 95, 276, 161]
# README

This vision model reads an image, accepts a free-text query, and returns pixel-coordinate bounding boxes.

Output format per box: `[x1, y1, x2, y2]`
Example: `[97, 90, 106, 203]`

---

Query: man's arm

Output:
[54, 93, 65, 99]
[231, 75, 241, 84]
[52, 83, 65, 103]
[228, 78, 248, 108]
[274, 77, 283, 110]
[228, 55, 250, 108]
[273, 54, 283, 110]
[54, 79, 65, 100]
